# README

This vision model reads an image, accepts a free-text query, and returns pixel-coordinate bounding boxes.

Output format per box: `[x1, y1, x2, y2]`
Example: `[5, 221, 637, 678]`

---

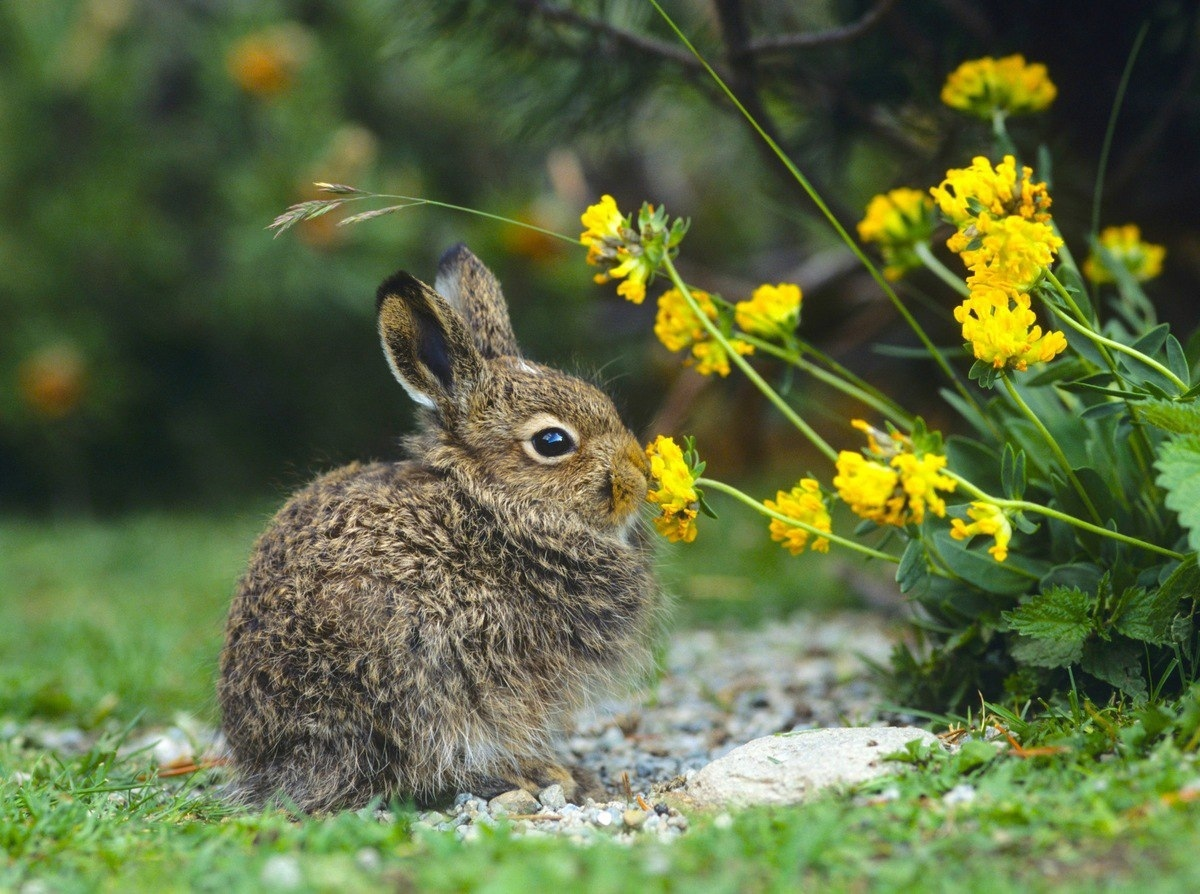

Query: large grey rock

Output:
[686, 727, 941, 808]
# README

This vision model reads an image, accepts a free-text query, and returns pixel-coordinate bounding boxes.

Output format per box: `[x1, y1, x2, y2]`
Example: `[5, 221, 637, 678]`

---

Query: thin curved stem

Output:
[914, 242, 970, 298]
[663, 257, 838, 463]
[1002, 375, 1103, 525]
[1045, 301, 1189, 394]
[697, 477, 899, 563]
[735, 333, 913, 428]
[945, 471, 1185, 562]
[647, 0, 975, 409]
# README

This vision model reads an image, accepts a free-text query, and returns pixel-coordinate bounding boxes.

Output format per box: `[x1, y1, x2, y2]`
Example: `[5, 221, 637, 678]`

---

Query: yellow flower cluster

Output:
[950, 501, 1013, 561]
[580, 195, 654, 304]
[931, 156, 1066, 371]
[655, 288, 753, 377]
[856, 188, 936, 280]
[1083, 224, 1166, 285]
[226, 24, 313, 98]
[734, 283, 803, 339]
[941, 54, 1057, 119]
[953, 282, 1067, 371]
[833, 420, 956, 527]
[764, 479, 832, 555]
[931, 155, 1052, 228]
[645, 436, 700, 543]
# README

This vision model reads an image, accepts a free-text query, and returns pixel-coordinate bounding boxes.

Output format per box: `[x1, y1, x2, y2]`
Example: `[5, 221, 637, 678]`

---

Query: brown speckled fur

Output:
[218, 246, 657, 812]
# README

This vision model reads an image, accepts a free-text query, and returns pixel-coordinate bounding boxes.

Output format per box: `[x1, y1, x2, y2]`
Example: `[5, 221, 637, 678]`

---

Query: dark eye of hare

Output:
[531, 426, 576, 458]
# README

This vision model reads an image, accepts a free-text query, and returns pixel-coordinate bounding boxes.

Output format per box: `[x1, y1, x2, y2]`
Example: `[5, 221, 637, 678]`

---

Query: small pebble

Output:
[538, 783, 567, 809]
[488, 788, 540, 815]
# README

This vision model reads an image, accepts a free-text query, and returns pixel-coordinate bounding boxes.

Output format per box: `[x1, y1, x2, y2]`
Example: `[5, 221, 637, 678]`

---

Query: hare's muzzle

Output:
[610, 437, 650, 523]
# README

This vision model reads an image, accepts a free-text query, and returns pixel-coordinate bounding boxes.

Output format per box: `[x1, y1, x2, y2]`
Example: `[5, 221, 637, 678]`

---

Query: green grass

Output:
[4, 512, 1200, 892]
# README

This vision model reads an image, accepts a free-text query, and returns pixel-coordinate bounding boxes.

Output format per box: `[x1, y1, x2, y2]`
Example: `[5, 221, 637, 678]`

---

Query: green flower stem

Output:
[1043, 285, 1189, 394]
[735, 333, 913, 429]
[946, 471, 1185, 562]
[1043, 269, 1171, 521]
[913, 242, 970, 298]
[1001, 374, 1104, 525]
[696, 476, 899, 564]
[662, 257, 838, 464]
[648, 0, 978, 414]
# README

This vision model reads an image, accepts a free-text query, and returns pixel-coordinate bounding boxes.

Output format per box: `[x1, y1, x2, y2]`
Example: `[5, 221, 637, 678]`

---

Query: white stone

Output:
[685, 727, 942, 808]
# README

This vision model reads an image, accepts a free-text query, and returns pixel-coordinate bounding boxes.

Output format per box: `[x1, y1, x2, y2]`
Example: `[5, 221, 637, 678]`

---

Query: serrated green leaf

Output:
[1003, 586, 1093, 648]
[1009, 631, 1084, 668]
[1138, 399, 1200, 435]
[1112, 585, 1184, 645]
[1155, 433, 1200, 552]
[1082, 638, 1147, 700]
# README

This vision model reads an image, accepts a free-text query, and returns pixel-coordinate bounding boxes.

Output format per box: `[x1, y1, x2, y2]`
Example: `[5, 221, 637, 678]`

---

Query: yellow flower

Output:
[834, 451, 905, 527]
[931, 156, 1052, 228]
[953, 215, 1062, 290]
[580, 194, 625, 253]
[734, 283, 803, 338]
[580, 195, 655, 305]
[835, 421, 957, 527]
[645, 436, 700, 543]
[890, 453, 955, 524]
[950, 501, 1013, 561]
[941, 54, 1057, 119]
[655, 288, 753, 377]
[954, 282, 1068, 371]
[856, 188, 937, 280]
[1083, 224, 1166, 285]
[764, 479, 832, 555]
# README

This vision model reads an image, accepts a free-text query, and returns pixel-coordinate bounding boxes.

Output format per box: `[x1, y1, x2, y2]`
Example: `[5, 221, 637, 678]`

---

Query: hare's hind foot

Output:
[466, 760, 604, 805]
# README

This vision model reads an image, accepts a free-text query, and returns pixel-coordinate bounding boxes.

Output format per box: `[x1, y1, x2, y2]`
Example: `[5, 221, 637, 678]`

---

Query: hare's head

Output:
[377, 245, 649, 534]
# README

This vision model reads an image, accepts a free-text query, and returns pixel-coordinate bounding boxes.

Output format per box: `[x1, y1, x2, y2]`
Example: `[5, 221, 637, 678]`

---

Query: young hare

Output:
[218, 245, 657, 812]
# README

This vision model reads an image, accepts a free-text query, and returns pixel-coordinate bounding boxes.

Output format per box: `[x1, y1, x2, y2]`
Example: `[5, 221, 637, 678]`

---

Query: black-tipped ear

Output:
[376, 271, 483, 415]
[434, 244, 522, 360]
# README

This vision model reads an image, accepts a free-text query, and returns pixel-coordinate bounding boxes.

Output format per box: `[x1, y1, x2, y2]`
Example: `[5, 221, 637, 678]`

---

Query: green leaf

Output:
[1137, 398, 1200, 435]
[1009, 631, 1084, 668]
[1079, 401, 1127, 422]
[1129, 323, 1171, 359]
[1166, 336, 1190, 386]
[1082, 638, 1147, 701]
[896, 539, 929, 595]
[1155, 433, 1200, 553]
[945, 436, 1002, 494]
[1112, 584, 1187, 645]
[931, 530, 1042, 596]
[1002, 586, 1093, 656]
[1001, 443, 1026, 500]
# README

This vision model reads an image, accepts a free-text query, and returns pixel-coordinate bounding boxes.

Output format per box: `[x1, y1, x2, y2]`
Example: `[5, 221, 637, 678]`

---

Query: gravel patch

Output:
[4, 612, 909, 842]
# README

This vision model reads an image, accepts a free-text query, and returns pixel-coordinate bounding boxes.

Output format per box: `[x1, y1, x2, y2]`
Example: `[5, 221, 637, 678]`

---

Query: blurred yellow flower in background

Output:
[226, 24, 313, 98]
[734, 283, 802, 338]
[1084, 224, 1166, 284]
[941, 54, 1056, 119]
[856, 188, 936, 280]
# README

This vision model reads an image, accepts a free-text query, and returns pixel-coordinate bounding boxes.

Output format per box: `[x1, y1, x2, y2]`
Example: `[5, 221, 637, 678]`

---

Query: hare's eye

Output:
[531, 426, 576, 459]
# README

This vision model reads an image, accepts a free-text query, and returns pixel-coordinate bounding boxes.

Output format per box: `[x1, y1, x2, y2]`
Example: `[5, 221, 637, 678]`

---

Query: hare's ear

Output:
[434, 244, 522, 359]
[376, 271, 483, 416]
